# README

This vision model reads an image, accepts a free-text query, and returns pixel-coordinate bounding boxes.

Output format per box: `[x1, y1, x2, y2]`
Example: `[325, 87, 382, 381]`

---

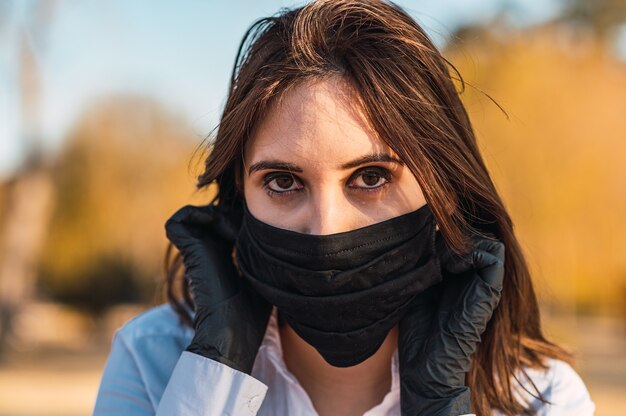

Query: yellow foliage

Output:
[445, 24, 626, 314]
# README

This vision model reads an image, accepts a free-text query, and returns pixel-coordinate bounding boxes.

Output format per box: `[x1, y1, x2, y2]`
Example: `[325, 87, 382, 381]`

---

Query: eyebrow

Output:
[247, 153, 404, 176]
[340, 153, 404, 169]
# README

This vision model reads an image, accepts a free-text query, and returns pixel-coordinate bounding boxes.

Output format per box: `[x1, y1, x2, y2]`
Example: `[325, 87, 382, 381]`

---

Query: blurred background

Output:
[0, 0, 624, 414]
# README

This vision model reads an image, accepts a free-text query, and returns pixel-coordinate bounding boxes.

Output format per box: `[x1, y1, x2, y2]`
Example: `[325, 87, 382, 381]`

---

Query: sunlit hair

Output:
[164, 1, 572, 414]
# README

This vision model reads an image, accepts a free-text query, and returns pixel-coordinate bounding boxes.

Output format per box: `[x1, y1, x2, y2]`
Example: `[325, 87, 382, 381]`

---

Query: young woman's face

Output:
[242, 76, 426, 234]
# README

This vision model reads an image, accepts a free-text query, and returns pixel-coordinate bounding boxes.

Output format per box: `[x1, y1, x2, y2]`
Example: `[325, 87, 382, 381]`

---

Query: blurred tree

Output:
[444, 23, 626, 315]
[44, 252, 144, 317]
[36, 95, 210, 320]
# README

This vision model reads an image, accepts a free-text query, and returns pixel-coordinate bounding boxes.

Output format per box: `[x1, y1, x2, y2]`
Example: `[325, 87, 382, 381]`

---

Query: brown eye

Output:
[349, 167, 391, 189]
[275, 176, 294, 189]
[362, 172, 380, 187]
[264, 173, 303, 193]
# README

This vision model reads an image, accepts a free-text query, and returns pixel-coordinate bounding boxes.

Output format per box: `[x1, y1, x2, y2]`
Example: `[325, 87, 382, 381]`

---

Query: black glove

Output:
[164, 203, 272, 375]
[398, 233, 505, 415]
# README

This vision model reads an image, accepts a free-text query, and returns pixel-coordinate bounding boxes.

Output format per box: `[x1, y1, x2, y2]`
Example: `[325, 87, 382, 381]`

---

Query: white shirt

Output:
[93, 303, 596, 415]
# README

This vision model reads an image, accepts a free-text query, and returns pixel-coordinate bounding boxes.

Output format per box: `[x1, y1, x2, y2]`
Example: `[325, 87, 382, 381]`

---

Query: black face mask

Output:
[234, 202, 442, 367]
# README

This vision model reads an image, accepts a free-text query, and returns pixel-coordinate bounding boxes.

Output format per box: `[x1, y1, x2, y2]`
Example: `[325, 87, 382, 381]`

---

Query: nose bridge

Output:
[308, 185, 350, 235]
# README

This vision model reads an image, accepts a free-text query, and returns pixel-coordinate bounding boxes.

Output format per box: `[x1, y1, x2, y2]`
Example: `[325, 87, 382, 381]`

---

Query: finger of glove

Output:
[432, 240, 504, 353]
[165, 204, 239, 245]
[428, 272, 503, 384]
[435, 239, 504, 324]
[440, 238, 505, 284]
[473, 243, 505, 289]
[165, 204, 218, 247]
[166, 207, 241, 309]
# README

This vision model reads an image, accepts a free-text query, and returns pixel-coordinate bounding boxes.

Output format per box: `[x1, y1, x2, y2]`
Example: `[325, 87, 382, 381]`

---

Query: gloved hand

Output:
[398, 232, 505, 415]
[164, 203, 273, 375]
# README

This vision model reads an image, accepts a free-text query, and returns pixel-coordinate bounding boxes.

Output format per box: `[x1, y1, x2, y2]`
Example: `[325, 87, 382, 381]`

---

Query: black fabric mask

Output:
[234, 203, 442, 367]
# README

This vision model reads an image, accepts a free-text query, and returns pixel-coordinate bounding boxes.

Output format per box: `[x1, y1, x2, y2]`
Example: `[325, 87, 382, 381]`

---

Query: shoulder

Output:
[514, 358, 596, 415]
[114, 302, 195, 357]
[95, 303, 197, 411]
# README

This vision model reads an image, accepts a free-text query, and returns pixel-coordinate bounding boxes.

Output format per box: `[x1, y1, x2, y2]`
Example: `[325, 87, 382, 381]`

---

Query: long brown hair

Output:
[163, 1, 572, 414]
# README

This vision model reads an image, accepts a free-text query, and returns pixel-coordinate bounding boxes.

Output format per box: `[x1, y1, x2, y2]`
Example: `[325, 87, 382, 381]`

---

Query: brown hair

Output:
[163, 1, 572, 414]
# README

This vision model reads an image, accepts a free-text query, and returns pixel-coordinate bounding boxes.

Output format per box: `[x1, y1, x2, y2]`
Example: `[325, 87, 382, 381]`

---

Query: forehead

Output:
[244, 77, 393, 169]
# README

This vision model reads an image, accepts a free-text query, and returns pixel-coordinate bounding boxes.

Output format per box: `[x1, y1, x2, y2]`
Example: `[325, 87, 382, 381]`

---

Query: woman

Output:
[93, 1, 595, 415]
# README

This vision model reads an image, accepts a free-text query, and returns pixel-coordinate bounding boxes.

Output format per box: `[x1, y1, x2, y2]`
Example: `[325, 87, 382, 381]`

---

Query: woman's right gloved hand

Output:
[164, 203, 273, 375]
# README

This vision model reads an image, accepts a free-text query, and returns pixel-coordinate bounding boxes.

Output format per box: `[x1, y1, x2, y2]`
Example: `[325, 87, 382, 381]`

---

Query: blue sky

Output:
[0, 0, 564, 178]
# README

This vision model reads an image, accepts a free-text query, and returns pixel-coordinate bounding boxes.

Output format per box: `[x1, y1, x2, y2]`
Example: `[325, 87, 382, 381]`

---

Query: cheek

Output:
[241, 174, 300, 228]
[391, 171, 426, 212]
[241, 176, 266, 216]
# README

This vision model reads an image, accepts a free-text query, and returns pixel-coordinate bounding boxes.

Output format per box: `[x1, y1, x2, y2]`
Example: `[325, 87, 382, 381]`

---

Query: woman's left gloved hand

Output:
[398, 233, 505, 416]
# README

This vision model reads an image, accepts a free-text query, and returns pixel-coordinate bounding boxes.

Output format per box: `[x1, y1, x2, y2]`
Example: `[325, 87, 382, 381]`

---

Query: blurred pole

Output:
[0, 170, 54, 355]
[0, 0, 57, 357]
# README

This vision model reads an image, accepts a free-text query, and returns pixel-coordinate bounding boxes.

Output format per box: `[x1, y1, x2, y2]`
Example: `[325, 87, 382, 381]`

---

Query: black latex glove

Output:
[398, 232, 505, 415]
[164, 203, 272, 375]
